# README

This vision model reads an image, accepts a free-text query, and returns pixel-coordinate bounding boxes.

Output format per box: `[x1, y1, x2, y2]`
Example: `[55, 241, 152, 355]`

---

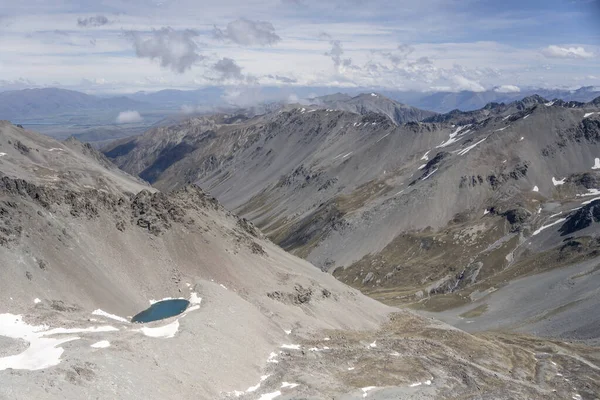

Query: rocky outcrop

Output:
[559, 200, 600, 236]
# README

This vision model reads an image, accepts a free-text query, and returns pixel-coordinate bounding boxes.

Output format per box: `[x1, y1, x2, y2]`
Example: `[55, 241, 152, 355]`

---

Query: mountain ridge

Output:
[5, 121, 600, 398]
[103, 95, 600, 345]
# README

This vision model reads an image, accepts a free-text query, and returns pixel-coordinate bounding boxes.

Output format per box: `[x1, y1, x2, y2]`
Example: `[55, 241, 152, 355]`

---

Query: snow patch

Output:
[523, 114, 530, 119]
[90, 340, 110, 348]
[577, 188, 600, 197]
[189, 292, 202, 305]
[457, 137, 486, 156]
[376, 132, 391, 143]
[267, 351, 279, 363]
[533, 186, 539, 192]
[348, 367, 355, 370]
[437, 125, 470, 148]
[417, 163, 427, 170]
[592, 158, 600, 170]
[483, 209, 489, 215]
[0, 153, 6, 157]
[308, 346, 330, 352]
[545, 101, 555, 107]
[342, 152, 353, 159]
[584, 112, 596, 118]
[369, 340, 377, 348]
[33, 298, 41, 304]
[281, 382, 299, 389]
[247, 375, 270, 393]
[582, 196, 600, 205]
[494, 126, 509, 132]
[47, 148, 64, 152]
[552, 177, 566, 186]
[370, 93, 377, 97]
[92, 309, 129, 323]
[421, 168, 438, 181]
[281, 344, 301, 350]
[532, 218, 567, 236]
[0, 313, 118, 371]
[258, 392, 281, 400]
[409, 379, 432, 387]
[140, 319, 179, 339]
[421, 150, 431, 161]
[362, 386, 377, 398]
[520, 137, 524, 141]
[149, 297, 184, 305]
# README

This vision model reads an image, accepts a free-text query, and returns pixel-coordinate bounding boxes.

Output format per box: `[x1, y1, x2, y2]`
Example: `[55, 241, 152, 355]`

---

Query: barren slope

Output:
[103, 96, 600, 343]
[3, 121, 600, 399]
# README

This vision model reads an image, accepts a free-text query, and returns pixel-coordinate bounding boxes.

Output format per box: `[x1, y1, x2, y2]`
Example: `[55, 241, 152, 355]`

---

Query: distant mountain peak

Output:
[310, 92, 436, 124]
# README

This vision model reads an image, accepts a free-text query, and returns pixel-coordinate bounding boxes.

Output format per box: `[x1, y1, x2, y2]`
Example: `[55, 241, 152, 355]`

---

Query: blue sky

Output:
[0, 0, 598, 95]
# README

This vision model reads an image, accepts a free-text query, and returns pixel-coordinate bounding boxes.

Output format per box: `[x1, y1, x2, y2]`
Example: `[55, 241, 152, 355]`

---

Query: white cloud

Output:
[1, 2, 598, 94]
[494, 84, 521, 93]
[126, 27, 202, 73]
[213, 18, 281, 46]
[541, 45, 594, 59]
[325, 40, 352, 73]
[212, 57, 244, 80]
[451, 75, 486, 92]
[116, 110, 143, 123]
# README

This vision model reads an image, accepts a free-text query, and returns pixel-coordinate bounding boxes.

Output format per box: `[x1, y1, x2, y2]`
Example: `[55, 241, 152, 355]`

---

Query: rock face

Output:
[559, 200, 600, 235]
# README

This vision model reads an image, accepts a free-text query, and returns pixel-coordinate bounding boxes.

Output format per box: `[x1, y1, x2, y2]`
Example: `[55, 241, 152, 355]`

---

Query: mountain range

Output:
[1, 85, 600, 398]
[0, 88, 143, 121]
[2, 86, 600, 127]
[4, 119, 600, 398]
[104, 93, 600, 345]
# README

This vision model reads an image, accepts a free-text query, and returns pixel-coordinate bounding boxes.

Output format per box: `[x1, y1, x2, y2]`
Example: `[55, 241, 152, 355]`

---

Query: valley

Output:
[1, 93, 600, 399]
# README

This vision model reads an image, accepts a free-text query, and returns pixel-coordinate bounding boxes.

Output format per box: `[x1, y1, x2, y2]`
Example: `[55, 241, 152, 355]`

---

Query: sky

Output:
[0, 0, 599, 95]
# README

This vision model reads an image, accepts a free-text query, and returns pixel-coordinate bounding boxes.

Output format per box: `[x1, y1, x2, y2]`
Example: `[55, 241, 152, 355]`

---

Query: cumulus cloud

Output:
[213, 57, 244, 80]
[380, 44, 415, 66]
[116, 110, 143, 124]
[206, 57, 257, 84]
[494, 85, 521, 93]
[265, 74, 297, 83]
[126, 27, 202, 73]
[213, 18, 281, 46]
[77, 15, 111, 27]
[541, 45, 594, 59]
[451, 75, 486, 92]
[325, 40, 352, 73]
[285, 93, 311, 105]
